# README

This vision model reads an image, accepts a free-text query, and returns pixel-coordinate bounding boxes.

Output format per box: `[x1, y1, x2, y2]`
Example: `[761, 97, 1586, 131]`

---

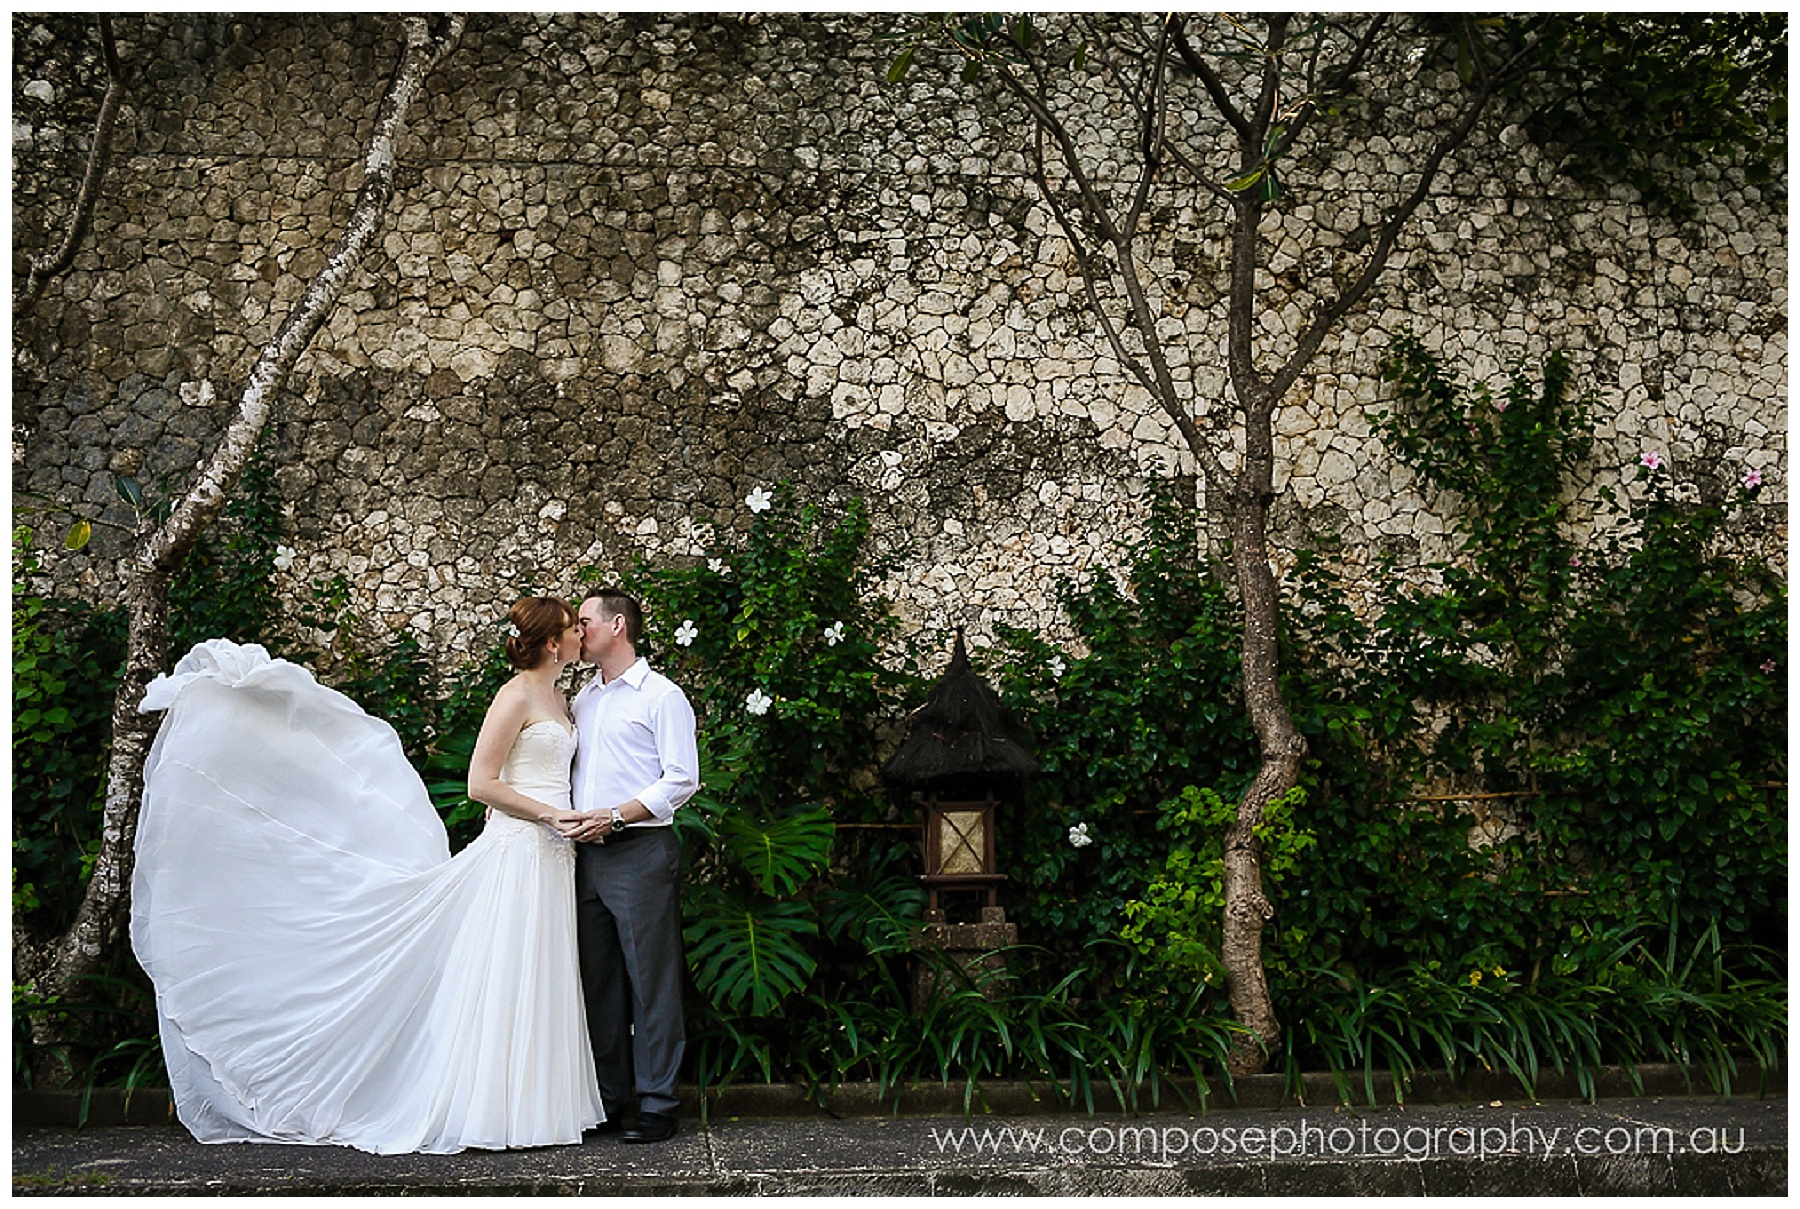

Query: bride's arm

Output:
[467, 683, 584, 828]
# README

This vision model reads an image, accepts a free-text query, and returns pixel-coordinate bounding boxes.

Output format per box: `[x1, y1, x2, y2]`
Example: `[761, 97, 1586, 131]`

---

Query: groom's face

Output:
[577, 599, 617, 664]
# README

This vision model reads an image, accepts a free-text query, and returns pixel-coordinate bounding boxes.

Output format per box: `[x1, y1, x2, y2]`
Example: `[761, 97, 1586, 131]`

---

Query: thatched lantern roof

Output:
[881, 630, 1037, 794]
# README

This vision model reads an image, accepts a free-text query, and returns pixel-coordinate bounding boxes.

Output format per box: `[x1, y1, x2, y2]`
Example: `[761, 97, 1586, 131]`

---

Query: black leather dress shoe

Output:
[621, 1110, 679, 1143]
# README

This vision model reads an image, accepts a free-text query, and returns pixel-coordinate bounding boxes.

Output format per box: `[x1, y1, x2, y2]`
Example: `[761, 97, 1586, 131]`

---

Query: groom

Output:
[569, 588, 699, 1143]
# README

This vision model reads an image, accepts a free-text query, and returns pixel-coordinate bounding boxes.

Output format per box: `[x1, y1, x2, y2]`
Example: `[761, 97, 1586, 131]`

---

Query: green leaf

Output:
[886, 47, 914, 84]
[64, 520, 91, 551]
[683, 889, 818, 1015]
[115, 476, 144, 510]
[718, 803, 835, 896]
[1223, 165, 1266, 193]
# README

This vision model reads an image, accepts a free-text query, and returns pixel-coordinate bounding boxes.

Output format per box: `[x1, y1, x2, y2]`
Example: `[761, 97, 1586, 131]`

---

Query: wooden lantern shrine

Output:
[881, 630, 1037, 1004]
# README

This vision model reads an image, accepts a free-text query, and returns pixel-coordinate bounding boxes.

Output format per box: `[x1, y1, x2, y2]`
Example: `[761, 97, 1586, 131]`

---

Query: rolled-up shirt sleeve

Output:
[634, 686, 699, 822]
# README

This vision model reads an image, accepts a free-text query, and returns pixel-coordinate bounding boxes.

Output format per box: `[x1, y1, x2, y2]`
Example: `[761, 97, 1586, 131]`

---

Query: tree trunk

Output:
[1219, 483, 1307, 1075]
[21, 15, 464, 1075]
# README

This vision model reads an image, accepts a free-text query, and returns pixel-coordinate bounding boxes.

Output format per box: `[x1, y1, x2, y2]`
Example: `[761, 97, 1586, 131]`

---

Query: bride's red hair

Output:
[504, 597, 575, 671]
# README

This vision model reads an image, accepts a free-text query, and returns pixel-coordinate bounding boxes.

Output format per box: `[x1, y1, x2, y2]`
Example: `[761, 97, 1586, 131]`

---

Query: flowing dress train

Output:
[130, 639, 605, 1154]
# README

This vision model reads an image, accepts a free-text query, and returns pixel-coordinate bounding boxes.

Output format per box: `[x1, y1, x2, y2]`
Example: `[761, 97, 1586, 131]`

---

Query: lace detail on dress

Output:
[486, 721, 578, 860]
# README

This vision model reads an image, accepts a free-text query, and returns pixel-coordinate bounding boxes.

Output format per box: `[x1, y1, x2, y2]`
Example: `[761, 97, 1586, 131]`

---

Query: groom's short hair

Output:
[584, 588, 643, 646]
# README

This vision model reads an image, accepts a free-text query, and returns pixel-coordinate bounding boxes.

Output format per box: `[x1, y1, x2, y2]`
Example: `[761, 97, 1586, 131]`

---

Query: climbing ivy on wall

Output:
[1277, 336, 1785, 983]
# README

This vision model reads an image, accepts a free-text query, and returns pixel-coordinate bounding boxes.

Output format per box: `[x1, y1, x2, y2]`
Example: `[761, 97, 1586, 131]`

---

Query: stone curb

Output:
[13, 1094, 1787, 1196]
[15, 1061, 1783, 1129]
[11, 1156, 1793, 1198]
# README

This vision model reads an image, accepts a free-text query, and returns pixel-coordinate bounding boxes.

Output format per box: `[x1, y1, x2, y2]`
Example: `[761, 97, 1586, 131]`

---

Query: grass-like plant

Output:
[1281, 922, 1786, 1106]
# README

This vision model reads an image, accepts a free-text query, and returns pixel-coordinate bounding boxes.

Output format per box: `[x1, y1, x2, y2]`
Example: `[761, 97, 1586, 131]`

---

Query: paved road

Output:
[14, 1095, 1786, 1195]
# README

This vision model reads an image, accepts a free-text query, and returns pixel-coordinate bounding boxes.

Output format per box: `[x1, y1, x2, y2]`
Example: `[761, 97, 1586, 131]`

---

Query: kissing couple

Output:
[131, 588, 699, 1153]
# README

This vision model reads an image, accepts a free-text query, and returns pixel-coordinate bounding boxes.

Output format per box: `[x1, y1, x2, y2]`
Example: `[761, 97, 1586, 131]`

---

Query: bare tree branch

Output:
[1016, 44, 1230, 492]
[1272, 14, 1391, 161]
[16, 16, 125, 317]
[1170, 18, 1254, 149]
[987, 58, 1121, 247]
[1270, 25, 1555, 406]
[1118, 20, 1173, 247]
[1249, 13, 1291, 150]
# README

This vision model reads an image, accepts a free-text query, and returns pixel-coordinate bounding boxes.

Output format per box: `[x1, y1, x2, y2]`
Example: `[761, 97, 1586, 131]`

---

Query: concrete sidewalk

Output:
[13, 1090, 1786, 1195]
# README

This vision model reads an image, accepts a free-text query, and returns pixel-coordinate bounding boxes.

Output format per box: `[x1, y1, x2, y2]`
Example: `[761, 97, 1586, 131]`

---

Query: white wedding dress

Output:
[130, 639, 605, 1154]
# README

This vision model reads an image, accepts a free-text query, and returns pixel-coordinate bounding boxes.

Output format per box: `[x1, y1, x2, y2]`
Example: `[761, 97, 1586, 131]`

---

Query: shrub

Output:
[993, 479, 1257, 973]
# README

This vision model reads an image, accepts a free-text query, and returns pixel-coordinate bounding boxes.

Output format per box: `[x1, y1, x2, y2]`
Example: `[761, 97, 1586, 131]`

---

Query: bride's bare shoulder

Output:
[483, 676, 532, 719]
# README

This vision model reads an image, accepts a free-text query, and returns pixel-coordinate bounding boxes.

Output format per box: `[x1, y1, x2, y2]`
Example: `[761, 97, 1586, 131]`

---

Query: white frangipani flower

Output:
[823, 621, 846, 646]
[674, 619, 698, 647]
[745, 688, 773, 716]
[746, 486, 773, 514]
[1048, 656, 1066, 679]
[708, 558, 731, 577]
[273, 545, 297, 571]
[1068, 822, 1093, 849]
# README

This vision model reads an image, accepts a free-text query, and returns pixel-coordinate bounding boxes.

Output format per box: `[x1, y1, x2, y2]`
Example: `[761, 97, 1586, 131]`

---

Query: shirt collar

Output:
[575, 657, 650, 700]
[581, 656, 648, 693]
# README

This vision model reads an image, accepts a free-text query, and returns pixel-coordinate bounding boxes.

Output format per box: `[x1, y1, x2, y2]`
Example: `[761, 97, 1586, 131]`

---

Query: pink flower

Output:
[1493, 398, 1508, 413]
[1762, 660, 1777, 675]
[1743, 468, 1764, 491]
[1569, 555, 1582, 568]
[1640, 451, 1665, 471]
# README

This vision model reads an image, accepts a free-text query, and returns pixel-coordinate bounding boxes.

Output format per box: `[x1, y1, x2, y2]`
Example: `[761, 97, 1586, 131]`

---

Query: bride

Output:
[130, 597, 607, 1154]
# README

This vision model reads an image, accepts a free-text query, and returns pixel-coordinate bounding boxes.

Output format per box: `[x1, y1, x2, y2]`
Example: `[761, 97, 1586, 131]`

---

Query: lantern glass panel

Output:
[936, 809, 988, 875]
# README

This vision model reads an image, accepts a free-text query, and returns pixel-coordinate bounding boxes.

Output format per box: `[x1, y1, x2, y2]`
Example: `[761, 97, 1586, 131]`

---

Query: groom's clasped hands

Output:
[551, 809, 618, 844]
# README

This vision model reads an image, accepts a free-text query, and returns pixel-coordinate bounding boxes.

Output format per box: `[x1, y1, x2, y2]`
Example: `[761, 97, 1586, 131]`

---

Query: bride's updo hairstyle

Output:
[504, 596, 575, 672]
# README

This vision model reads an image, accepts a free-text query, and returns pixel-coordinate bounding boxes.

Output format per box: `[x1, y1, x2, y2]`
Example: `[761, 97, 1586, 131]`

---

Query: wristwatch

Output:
[609, 807, 627, 833]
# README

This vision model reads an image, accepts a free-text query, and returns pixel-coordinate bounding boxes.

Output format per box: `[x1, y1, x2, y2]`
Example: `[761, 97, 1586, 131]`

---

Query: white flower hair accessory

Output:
[505, 622, 521, 638]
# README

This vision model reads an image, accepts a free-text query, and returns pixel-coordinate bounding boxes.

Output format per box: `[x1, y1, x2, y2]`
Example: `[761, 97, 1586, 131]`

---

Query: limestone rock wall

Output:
[13, 13, 1786, 665]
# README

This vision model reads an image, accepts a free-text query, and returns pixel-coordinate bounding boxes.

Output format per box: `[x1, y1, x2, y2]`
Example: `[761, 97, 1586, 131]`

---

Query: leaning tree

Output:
[890, 12, 1784, 1073]
[14, 14, 466, 1058]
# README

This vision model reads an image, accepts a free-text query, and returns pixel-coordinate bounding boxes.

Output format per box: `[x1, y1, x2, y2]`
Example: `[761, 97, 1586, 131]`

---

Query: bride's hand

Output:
[544, 807, 589, 834]
[552, 809, 606, 842]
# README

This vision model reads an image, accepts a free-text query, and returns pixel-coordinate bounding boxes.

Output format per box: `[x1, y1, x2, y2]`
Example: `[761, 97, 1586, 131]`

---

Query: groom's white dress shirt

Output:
[571, 657, 699, 825]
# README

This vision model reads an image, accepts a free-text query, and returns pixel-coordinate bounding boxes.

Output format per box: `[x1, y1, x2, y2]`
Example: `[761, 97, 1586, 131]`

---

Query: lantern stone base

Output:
[911, 907, 1018, 1008]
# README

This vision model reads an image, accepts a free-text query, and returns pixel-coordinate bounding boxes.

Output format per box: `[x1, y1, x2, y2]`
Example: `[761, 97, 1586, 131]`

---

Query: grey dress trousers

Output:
[575, 827, 685, 1118]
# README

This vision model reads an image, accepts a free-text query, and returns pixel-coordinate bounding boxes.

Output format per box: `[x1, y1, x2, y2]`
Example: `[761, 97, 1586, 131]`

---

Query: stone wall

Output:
[12, 13, 1786, 666]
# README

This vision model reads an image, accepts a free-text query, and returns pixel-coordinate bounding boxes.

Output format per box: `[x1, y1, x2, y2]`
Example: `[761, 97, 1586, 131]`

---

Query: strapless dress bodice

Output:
[499, 720, 575, 804]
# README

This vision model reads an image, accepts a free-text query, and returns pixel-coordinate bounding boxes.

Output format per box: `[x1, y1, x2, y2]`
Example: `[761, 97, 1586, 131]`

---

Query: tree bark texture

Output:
[24, 16, 465, 1056]
[1218, 486, 1308, 1072]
